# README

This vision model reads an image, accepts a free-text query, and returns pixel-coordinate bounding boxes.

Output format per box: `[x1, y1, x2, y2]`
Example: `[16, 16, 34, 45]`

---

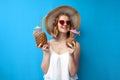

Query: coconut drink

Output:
[66, 29, 80, 48]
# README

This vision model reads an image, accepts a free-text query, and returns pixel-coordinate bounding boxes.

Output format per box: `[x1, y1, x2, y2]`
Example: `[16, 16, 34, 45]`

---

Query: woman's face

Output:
[57, 15, 71, 33]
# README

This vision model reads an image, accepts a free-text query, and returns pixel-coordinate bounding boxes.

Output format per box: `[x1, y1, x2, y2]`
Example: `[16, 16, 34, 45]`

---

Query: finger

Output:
[42, 46, 45, 50]
[45, 44, 49, 49]
[67, 42, 73, 48]
[43, 44, 46, 48]
[38, 43, 42, 48]
[42, 44, 48, 50]
[46, 44, 49, 49]
[42, 46, 48, 51]
[72, 41, 76, 47]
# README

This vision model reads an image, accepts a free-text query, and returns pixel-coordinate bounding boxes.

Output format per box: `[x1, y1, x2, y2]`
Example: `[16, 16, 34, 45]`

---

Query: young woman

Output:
[36, 6, 80, 80]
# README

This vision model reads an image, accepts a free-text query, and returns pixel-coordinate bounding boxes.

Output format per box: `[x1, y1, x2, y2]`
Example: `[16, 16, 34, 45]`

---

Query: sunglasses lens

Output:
[66, 21, 71, 25]
[59, 20, 64, 25]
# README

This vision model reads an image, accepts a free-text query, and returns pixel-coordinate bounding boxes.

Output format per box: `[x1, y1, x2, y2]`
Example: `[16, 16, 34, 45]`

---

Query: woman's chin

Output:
[60, 30, 69, 33]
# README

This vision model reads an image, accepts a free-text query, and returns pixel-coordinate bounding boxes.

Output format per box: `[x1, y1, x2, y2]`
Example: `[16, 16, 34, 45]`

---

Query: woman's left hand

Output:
[67, 40, 76, 55]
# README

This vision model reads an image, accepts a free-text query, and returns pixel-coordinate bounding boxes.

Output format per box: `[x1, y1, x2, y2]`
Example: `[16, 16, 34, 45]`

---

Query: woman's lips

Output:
[61, 26, 68, 29]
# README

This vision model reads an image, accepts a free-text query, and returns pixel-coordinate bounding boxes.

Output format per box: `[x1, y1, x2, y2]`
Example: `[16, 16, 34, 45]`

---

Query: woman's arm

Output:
[40, 42, 51, 74]
[41, 51, 50, 74]
[33, 30, 51, 74]
[68, 42, 80, 77]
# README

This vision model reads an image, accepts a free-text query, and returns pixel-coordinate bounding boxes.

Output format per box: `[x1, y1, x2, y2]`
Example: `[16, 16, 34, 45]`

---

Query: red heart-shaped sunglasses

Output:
[58, 20, 71, 26]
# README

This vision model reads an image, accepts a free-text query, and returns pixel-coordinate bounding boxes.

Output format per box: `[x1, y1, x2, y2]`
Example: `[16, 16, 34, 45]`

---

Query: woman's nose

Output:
[64, 22, 67, 26]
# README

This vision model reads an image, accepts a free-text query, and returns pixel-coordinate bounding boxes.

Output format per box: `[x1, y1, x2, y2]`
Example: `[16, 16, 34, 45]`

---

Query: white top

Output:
[44, 41, 78, 80]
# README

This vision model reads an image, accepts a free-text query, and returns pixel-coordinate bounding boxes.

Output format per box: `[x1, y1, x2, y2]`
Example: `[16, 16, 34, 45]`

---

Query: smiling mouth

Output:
[61, 26, 68, 29]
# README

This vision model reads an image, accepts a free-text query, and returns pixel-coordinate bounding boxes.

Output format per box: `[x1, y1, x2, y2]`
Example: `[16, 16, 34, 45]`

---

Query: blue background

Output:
[0, 0, 120, 80]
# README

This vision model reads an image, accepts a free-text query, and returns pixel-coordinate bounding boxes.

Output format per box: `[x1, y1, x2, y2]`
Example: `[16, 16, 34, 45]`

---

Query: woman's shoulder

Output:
[76, 41, 80, 47]
[74, 41, 80, 56]
[47, 39, 55, 44]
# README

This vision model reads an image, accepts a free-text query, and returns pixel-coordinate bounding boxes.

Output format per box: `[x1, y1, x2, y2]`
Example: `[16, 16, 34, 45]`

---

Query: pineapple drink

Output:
[34, 26, 47, 47]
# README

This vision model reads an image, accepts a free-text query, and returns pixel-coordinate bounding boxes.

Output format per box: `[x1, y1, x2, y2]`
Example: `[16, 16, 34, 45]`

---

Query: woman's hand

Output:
[40, 42, 51, 74]
[38, 43, 50, 53]
[66, 39, 76, 55]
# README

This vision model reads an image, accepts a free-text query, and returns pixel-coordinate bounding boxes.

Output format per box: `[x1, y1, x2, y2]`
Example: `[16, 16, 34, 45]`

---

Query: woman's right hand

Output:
[38, 43, 50, 53]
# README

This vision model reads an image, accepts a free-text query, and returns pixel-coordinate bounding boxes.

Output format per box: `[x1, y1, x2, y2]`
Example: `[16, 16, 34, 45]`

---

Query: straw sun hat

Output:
[45, 5, 80, 35]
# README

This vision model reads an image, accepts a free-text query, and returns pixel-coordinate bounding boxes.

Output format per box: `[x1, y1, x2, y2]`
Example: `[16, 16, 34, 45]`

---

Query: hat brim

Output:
[45, 6, 80, 35]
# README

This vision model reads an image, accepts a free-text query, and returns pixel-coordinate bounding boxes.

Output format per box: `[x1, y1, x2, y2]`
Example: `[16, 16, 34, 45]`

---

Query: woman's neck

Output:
[55, 33, 67, 42]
